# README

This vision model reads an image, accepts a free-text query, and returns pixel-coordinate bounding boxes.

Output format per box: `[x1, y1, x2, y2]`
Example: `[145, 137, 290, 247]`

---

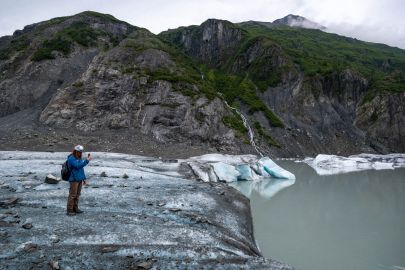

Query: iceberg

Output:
[186, 154, 296, 183]
[303, 153, 405, 175]
[258, 157, 296, 179]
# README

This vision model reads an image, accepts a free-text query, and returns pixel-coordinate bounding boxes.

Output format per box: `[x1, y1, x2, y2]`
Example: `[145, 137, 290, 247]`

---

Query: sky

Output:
[0, 0, 404, 49]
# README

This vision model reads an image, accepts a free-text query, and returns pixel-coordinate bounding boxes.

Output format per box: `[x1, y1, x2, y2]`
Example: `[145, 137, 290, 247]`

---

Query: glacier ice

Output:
[258, 157, 296, 179]
[210, 162, 240, 183]
[303, 153, 405, 175]
[187, 154, 296, 183]
[236, 164, 255, 181]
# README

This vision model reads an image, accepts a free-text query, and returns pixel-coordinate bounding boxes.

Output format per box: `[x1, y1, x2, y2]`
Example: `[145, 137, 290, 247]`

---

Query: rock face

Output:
[0, 12, 133, 118]
[39, 31, 236, 148]
[161, 19, 405, 155]
[355, 92, 405, 151]
[0, 151, 294, 269]
[162, 19, 245, 67]
[0, 11, 404, 157]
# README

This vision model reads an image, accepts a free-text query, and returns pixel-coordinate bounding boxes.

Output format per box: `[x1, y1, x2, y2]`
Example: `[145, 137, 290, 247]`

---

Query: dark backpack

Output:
[61, 160, 71, 181]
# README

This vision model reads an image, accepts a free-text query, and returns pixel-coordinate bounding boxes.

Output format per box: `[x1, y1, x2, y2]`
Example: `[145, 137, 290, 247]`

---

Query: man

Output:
[66, 145, 92, 216]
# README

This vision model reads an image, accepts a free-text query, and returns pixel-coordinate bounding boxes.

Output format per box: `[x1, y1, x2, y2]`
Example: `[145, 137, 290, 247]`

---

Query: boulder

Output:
[45, 174, 60, 184]
[0, 197, 20, 208]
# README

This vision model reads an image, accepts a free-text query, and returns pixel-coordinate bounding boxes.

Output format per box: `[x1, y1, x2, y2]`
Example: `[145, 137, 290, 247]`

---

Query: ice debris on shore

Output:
[186, 154, 295, 183]
[303, 153, 405, 175]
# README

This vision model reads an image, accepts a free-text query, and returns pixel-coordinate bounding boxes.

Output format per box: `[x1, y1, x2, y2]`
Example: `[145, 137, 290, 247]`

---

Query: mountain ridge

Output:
[0, 11, 404, 157]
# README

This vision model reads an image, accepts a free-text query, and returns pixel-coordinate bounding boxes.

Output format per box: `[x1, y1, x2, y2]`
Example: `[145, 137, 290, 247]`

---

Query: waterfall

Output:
[222, 99, 264, 157]
[198, 69, 263, 157]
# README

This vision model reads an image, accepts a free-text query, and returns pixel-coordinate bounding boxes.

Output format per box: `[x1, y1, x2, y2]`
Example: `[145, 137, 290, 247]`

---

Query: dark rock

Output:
[45, 174, 60, 184]
[22, 223, 33, 229]
[0, 220, 13, 227]
[0, 197, 20, 207]
[23, 243, 38, 252]
[100, 172, 108, 177]
[136, 260, 153, 269]
[122, 173, 129, 179]
[100, 246, 119, 253]
[169, 208, 181, 212]
[49, 260, 60, 270]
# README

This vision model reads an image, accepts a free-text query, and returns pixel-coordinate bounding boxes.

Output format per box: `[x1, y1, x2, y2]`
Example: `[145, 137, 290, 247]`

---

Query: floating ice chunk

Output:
[304, 153, 404, 175]
[211, 162, 240, 183]
[258, 157, 296, 179]
[373, 162, 394, 170]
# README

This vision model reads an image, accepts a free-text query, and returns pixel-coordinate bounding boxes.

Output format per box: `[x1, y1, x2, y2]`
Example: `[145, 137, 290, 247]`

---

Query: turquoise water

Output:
[230, 161, 405, 270]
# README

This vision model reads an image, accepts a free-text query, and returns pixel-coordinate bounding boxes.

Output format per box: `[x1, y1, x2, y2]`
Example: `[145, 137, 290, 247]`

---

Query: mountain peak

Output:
[273, 14, 326, 30]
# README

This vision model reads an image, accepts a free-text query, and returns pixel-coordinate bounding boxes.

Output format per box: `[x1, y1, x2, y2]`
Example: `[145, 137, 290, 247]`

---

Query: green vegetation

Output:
[240, 23, 405, 94]
[31, 11, 136, 61]
[61, 21, 102, 47]
[125, 33, 284, 129]
[72, 81, 84, 87]
[79, 11, 124, 24]
[226, 35, 290, 91]
[254, 121, 280, 147]
[31, 37, 72, 61]
[32, 21, 118, 61]
[0, 36, 31, 60]
[203, 69, 284, 127]
[121, 30, 218, 99]
[37, 11, 132, 33]
[223, 115, 248, 135]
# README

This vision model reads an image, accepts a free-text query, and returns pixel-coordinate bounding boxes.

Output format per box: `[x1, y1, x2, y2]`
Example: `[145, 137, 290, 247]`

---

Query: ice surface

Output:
[0, 151, 289, 269]
[237, 164, 256, 181]
[211, 162, 240, 183]
[259, 157, 296, 179]
[187, 154, 296, 182]
[303, 153, 405, 175]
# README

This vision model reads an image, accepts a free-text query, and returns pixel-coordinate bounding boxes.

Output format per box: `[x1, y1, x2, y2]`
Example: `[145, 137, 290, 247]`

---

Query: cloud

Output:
[0, 0, 404, 49]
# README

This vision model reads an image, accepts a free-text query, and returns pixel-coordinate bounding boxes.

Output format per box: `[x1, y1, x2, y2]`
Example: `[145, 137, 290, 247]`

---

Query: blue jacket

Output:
[68, 154, 89, 182]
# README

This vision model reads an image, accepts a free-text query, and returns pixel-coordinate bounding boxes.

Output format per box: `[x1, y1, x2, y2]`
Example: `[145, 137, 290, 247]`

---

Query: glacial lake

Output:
[230, 161, 405, 270]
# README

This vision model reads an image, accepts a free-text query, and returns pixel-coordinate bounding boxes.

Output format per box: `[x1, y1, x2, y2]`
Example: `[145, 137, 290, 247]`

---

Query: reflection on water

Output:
[229, 178, 295, 199]
[230, 161, 405, 270]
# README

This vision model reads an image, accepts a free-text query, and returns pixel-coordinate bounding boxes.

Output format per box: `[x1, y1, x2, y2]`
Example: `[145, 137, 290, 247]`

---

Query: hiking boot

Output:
[66, 211, 76, 216]
[74, 209, 83, 214]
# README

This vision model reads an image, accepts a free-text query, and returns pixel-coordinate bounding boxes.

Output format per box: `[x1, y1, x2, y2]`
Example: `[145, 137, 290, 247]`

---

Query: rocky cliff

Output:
[0, 12, 404, 156]
[161, 19, 405, 155]
[0, 12, 242, 154]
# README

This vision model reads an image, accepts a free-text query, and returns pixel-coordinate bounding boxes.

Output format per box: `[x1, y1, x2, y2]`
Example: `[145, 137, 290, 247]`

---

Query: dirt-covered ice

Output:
[0, 151, 293, 269]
